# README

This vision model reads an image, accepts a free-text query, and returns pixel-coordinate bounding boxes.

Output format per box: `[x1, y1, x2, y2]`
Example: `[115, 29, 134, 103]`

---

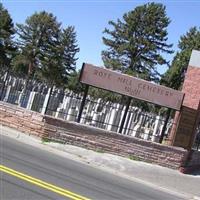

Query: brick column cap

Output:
[189, 50, 200, 68]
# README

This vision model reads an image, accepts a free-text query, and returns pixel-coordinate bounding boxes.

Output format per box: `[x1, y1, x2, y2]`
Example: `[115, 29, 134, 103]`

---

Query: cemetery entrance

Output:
[2, 50, 200, 150]
[77, 63, 184, 144]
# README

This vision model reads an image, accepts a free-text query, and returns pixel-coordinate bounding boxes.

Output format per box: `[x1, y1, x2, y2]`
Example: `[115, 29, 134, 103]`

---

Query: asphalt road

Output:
[0, 134, 185, 200]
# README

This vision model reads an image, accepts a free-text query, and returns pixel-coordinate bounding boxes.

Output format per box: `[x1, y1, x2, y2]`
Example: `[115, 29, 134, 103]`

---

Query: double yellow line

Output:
[0, 165, 90, 200]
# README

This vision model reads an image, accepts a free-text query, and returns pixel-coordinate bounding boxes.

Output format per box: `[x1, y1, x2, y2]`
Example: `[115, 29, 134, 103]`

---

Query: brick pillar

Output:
[170, 50, 200, 149]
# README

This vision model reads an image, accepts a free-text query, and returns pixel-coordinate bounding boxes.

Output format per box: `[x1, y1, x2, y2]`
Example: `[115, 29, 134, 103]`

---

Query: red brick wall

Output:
[170, 65, 200, 149]
[182, 66, 200, 109]
[43, 115, 187, 169]
[1, 101, 190, 170]
[0, 101, 45, 137]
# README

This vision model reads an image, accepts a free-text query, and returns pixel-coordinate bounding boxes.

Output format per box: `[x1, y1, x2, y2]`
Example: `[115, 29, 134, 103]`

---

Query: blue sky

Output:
[2, 0, 200, 74]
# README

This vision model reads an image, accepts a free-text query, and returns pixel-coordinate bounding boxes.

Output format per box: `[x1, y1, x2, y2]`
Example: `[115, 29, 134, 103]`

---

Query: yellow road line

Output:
[0, 165, 91, 200]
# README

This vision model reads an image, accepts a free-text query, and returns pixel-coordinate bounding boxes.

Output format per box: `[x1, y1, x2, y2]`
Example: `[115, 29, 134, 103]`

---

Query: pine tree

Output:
[38, 26, 79, 87]
[0, 3, 15, 74]
[13, 11, 61, 78]
[13, 11, 79, 88]
[102, 2, 173, 82]
[161, 27, 200, 89]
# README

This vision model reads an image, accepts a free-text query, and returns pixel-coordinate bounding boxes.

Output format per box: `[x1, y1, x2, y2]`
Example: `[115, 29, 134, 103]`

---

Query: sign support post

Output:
[77, 85, 89, 123]
[118, 97, 132, 134]
[159, 108, 171, 144]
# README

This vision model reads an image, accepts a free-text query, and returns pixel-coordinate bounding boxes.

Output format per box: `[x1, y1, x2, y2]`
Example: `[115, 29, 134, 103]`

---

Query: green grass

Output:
[128, 155, 153, 164]
[41, 137, 65, 144]
[41, 137, 51, 143]
[128, 155, 142, 161]
[95, 148, 105, 153]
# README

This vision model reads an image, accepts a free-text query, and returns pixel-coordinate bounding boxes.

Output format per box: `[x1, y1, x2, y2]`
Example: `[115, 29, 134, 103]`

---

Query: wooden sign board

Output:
[79, 63, 184, 110]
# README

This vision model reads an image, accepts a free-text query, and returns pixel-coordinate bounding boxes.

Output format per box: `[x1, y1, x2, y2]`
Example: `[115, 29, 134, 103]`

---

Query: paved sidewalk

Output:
[1, 125, 200, 200]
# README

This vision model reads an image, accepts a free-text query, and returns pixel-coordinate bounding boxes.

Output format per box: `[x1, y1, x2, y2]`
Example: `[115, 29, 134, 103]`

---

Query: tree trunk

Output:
[18, 62, 33, 106]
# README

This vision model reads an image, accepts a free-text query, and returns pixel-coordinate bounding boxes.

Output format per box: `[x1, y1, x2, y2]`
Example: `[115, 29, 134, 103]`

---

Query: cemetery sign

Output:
[79, 63, 184, 110]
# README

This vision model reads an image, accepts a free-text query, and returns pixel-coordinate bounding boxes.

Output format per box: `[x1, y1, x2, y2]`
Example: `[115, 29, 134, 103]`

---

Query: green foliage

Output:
[41, 137, 65, 144]
[66, 70, 84, 93]
[95, 148, 105, 153]
[11, 53, 29, 77]
[13, 11, 61, 78]
[128, 155, 141, 161]
[102, 2, 173, 82]
[161, 27, 200, 89]
[39, 26, 79, 87]
[0, 3, 15, 74]
[13, 11, 79, 87]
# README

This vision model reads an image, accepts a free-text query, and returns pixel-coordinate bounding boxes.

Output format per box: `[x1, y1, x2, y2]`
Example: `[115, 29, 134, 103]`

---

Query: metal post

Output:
[118, 97, 132, 134]
[123, 109, 131, 135]
[42, 86, 53, 115]
[0, 71, 9, 101]
[159, 108, 171, 144]
[77, 85, 89, 123]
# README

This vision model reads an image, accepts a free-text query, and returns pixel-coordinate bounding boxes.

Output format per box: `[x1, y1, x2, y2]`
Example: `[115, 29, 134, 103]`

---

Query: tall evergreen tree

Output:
[13, 11, 79, 87]
[38, 26, 79, 87]
[13, 11, 61, 79]
[102, 2, 173, 82]
[0, 3, 15, 74]
[161, 27, 200, 89]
